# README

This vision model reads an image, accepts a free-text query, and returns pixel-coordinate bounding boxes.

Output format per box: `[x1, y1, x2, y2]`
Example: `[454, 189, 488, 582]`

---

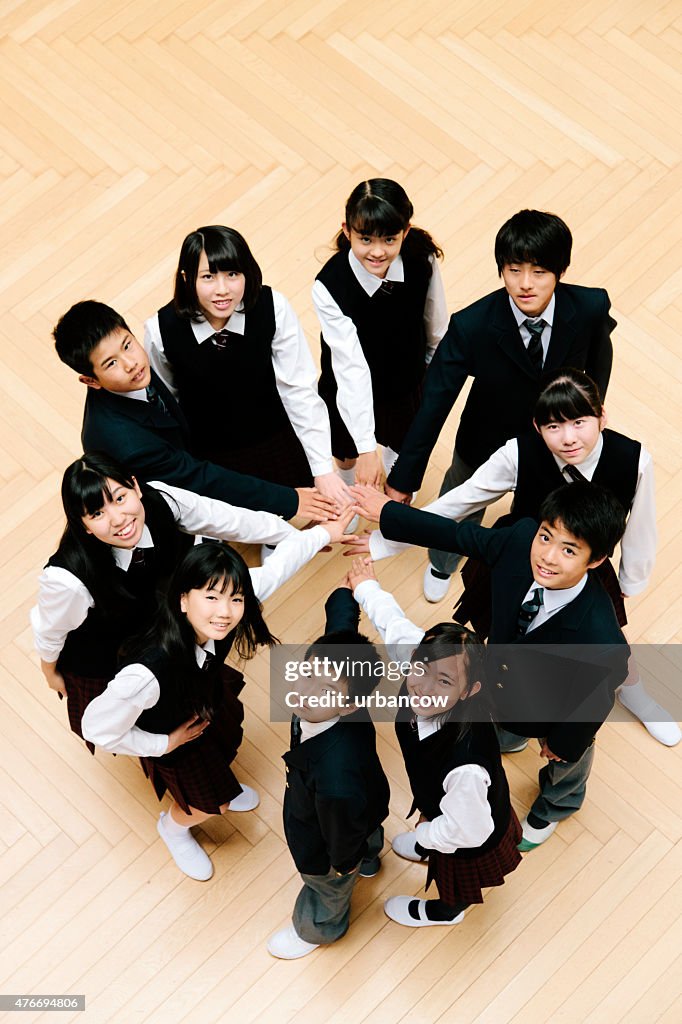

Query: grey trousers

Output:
[293, 827, 384, 945]
[428, 450, 484, 575]
[497, 728, 596, 822]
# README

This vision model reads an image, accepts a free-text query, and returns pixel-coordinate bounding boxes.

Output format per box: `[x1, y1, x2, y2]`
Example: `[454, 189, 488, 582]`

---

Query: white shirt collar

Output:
[126, 387, 149, 402]
[523, 573, 589, 615]
[299, 716, 340, 742]
[191, 308, 246, 341]
[195, 638, 216, 668]
[348, 249, 405, 296]
[509, 291, 555, 327]
[551, 432, 603, 480]
[416, 714, 441, 741]
[112, 524, 154, 570]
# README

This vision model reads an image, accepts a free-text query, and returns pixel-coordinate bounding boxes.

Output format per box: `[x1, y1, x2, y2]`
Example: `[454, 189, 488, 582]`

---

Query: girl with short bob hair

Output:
[347, 560, 522, 927]
[144, 226, 349, 510]
[313, 178, 448, 489]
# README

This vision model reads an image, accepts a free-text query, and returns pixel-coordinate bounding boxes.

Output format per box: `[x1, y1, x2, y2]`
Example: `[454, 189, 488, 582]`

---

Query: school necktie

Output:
[522, 318, 546, 372]
[201, 650, 216, 672]
[145, 384, 167, 414]
[376, 280, 395, 297]
[129, 548, 146, 568]
[211, 328, 234, 349]
[564, 464, 587, 483]
[517, 587, 544, 635]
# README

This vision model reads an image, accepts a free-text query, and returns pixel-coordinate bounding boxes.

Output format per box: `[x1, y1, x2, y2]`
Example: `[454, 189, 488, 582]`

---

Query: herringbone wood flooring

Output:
[1, 2, 681, 1022]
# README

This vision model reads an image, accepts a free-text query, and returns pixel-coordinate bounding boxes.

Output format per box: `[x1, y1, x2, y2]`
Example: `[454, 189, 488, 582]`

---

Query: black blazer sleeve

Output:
[380, 500, 518, 566]
[387, 314, 471, 493]
[585, 289, 615, 400]
[323, 587, 361, 635]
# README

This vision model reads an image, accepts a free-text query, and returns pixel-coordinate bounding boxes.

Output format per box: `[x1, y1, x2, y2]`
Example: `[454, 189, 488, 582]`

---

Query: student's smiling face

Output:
[406, 652, 480, 718]
[80, 328, 151, 393]
[180, 578, 245, 646]
[501, 261, 560, 318]
[81, 477, 146, 548]
[342, 224, 409, 278]
[194, 250, 246, 330]
[530, 518, 605, 590]
[536, 413, 605, 465]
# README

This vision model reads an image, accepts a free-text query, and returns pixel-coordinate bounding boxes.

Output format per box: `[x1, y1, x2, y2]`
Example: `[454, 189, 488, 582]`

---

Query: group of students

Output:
[31, 178, 678, 961]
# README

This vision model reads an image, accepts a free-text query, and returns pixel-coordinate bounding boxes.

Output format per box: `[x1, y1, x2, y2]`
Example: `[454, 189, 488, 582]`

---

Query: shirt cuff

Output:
[353, 579, 381, 600]
[311, 460, 336, 477]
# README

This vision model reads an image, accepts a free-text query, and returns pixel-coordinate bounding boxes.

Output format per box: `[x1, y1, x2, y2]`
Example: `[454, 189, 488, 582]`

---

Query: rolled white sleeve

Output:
[144, 315, 179, 400]
[151, 482, 294, 545]
[249, 524, 331, 603]
[30, 567, 95, 663]
[353, 579, 424, 661]
[312, 278, 376, 453]
[415, 764, 494, 854]
[618, 447, 657, 596]
[81, 664, 168, 757]
[368, 440, 518, 561]
[424, 257, 449, 363]
[270, 291, 334, 477]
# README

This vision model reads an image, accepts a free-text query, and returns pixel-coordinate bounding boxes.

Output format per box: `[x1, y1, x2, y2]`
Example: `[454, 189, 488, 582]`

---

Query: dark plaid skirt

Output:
[63, 670, 111, 755]
[139, 666, 246, 815]
[197, 420, 313, 488]
[426, 809, 522, 906]
[321, 382, 424, 461]
[453, 555, 627, 640]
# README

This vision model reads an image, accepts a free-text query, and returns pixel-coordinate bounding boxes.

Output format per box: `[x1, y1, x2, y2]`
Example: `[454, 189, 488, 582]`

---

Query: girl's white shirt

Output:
[79, 523, 334, 756]
[144, 290, 334, 477]
[312, 252, 448, 454]
[353, 578, 494, 854]
[31, 483, 303, 663]
[368, 434, 656, 596]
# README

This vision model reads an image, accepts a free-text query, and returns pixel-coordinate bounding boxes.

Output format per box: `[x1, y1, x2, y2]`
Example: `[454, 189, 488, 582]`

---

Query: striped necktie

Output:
[145, 384, 167, 414]
[523, 318, 546, 372]
[518, 587, 544, 635]
[564, 464, 587, 483]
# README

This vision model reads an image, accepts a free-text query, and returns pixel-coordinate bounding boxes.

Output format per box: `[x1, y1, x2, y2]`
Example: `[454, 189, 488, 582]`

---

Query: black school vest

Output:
[134, 638, 229, 740]
[157, 289, 289, 450]
[512, 428, 640, 521]
[395, 710, 511, 857]
[316, 251, 431, 402]
[49, 488, 193, 678]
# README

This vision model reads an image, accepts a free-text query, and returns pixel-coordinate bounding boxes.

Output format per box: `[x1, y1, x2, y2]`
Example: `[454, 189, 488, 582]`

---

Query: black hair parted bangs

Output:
[534, 368, 603, 427]
[173, 225, 263, 320]
[347, 196, 409, 239]
[62, 451, 136, 523]
[494, 209, 572, 278]
[413, 622, 486, 688]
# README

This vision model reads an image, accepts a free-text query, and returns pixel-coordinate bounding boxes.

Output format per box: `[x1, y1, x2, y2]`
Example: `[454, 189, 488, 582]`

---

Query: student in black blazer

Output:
[385, 210, 616, 600]
[267, 586, 390, 959]
[53, 300, 338, 522]
[352, 481, 629, 852]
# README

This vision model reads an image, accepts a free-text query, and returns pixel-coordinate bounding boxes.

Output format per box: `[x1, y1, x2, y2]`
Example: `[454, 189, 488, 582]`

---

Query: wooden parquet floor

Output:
[1, 2, 681, 1022]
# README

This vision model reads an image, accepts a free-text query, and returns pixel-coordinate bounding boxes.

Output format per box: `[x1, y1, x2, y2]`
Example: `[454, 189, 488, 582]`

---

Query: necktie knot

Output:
[130, 548, 146, 568]
[146, 384, 167, 414]
[211, 328, 233, 349]
[564, 464, 586, 483]
[376, 280, 395, 297]
[522, 317, 546, 372]
[201, 650, 216, 672]
[518, 587, 544, 635]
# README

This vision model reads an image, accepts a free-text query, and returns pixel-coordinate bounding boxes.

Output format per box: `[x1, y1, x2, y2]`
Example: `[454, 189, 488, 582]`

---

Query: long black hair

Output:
[334, 179, 443, 269]
[56, 452, 146, 611]
[173, 225, 263, 319]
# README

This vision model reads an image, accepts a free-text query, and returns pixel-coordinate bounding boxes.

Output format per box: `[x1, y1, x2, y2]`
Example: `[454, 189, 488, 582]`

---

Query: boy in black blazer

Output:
[53, 300, 337, 522]
[267, 586, 390, 959]
[385, 210, 616, 601]
[352, 481, 629, 851]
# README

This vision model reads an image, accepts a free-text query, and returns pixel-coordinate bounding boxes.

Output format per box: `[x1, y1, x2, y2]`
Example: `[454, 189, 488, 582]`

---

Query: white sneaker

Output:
[267, 924, 320, 959]
[423, 565, 452, 602]
[226, 784, 260, 812]
[617, 689, 681, 747]
[260, 544, 277, 565]
[384, 896, 465, 928]
[518, 817, 558, 852]
[391, 832, 428, 863]
[157, 812, 214, 881]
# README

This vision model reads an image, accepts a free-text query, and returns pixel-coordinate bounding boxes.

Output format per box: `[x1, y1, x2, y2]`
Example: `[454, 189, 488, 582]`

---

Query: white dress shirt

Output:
[144, 291, 334, 477]
[312, 252, 449, 454]
[519, 575, 588, 633]
[509, 293, 555, 363]
[80, 523, 334, 754]
[369, 434, 656, 596]
[31, 482, 305, 664]
[353, 578, 494, 853]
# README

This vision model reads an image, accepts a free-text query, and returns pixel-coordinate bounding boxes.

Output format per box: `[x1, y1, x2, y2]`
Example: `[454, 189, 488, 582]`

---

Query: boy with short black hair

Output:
[352, 480, 630, 851]
[385, 209, 616, 602]
[267, 585, 390, 959]
[53, 300, 336, 522]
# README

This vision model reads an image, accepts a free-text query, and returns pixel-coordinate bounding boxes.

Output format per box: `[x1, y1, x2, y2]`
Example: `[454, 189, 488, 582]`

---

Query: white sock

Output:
[337, 466, 355, 487]
[162, 811, 190, 836]
[381, 445, 399, 477]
